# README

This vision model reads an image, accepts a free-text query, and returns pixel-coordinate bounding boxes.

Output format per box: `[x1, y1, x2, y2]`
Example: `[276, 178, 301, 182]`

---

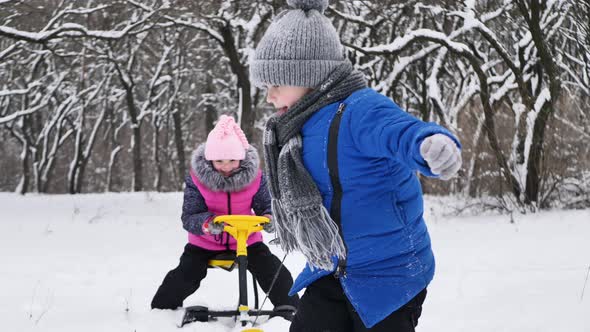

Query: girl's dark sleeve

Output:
[251, 173, 272, 216]
[181, 175, 215, 235]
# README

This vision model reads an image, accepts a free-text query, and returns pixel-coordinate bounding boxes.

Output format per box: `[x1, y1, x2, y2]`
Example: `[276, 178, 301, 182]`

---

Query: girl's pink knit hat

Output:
[204, 115, 249, 160]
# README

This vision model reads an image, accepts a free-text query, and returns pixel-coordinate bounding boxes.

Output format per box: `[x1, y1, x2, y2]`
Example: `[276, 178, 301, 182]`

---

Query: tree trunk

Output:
[219, 23, 255, 138]
[123, 84, 143, 192]
[419, 58, 430, 121]
[69, 153, 82, 194]
[172, 107, 186, 188]
[465, 115, 486, 197]
[130, 123, 143, 192]
[472, 66, 523, 202]
[521, 0, 562, 205]
[107, 146, 121, 192]
[524, 104, 552, 204]
[69, 110, 84, 194]
[76, 162, 87, 194]
[17, 139, 30, 195]
[152, 122, 162, 191]
[71, 109, 106, 194]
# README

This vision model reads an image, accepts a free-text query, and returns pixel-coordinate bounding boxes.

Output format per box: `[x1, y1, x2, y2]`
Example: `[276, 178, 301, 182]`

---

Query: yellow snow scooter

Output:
[179, 215, 292, 331]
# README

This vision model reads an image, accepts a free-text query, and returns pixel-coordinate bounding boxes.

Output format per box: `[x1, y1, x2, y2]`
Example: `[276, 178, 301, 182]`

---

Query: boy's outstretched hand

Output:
[420, 134, 462, 180]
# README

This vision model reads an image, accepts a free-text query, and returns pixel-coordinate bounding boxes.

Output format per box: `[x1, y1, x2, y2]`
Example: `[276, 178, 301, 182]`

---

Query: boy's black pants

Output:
[151, 242, 299, 310]
[290, 275, 426, 332]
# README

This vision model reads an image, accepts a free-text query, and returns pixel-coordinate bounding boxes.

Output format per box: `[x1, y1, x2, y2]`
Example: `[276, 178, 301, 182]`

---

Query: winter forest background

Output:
[1, 0, 589, 212]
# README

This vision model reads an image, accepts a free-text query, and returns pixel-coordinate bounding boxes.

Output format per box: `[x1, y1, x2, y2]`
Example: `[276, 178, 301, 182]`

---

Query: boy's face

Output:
[212, 159, 240, 177]
[266, 85, 311, 113]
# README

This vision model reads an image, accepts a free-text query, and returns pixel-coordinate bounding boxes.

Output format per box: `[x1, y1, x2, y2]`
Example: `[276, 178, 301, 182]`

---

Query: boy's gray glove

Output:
[420, 134, 462, 180]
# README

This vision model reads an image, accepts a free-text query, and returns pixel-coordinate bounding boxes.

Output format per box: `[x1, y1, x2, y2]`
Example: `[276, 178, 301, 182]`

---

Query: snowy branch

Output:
[0, 7, 158, 43]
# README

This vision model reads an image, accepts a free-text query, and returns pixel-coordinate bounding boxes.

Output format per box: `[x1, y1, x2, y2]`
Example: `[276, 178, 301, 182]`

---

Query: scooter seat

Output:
[208, 251, 237, 271]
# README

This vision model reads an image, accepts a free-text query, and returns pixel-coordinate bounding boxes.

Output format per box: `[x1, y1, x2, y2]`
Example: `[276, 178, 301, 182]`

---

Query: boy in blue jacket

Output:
[249, 0, 462, 331]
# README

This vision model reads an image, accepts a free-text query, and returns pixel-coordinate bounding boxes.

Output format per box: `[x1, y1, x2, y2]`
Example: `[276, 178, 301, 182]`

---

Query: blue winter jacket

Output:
[288, 88, 460, 328]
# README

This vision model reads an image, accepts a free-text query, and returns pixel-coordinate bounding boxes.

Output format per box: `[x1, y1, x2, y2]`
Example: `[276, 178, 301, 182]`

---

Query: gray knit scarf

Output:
[263, 61, 367, 270]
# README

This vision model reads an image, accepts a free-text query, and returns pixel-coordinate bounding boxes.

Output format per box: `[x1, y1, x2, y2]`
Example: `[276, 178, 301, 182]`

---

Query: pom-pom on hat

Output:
[249, 0, 345, 88]
[204, 115, 249, 161]
[287, 0, 329, 12]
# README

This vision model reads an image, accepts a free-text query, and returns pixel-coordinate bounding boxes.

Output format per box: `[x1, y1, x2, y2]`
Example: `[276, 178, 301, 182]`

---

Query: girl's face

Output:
[266, 85, 312, 113]
[212, 159, 240, 177]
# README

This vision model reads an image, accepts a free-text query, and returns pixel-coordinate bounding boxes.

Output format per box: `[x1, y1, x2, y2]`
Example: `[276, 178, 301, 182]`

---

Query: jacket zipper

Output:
[225, 192, 231, 250]
[328, 103, 349, 278]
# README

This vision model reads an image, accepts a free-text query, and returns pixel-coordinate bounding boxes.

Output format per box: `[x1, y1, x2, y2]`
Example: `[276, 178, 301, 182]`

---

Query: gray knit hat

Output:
[249, 0, 345, 88]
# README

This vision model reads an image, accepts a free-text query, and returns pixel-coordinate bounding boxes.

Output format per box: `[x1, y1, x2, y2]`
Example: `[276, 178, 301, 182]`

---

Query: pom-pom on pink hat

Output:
[204, 115, 250, 161]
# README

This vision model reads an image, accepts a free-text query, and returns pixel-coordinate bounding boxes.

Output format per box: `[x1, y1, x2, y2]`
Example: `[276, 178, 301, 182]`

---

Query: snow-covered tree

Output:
[339, 0, 589, 209]
[0, 0, 588, 209]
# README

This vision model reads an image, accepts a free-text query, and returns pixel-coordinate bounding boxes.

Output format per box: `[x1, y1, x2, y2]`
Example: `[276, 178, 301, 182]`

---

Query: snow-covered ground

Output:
[1, 192, 589, 332]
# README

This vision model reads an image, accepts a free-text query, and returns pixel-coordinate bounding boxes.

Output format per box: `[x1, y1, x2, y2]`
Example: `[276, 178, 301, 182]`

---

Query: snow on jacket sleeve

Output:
[251, 172, 272, 216]
[181, 175, 214, 235]
[349, 96, 461, 177]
